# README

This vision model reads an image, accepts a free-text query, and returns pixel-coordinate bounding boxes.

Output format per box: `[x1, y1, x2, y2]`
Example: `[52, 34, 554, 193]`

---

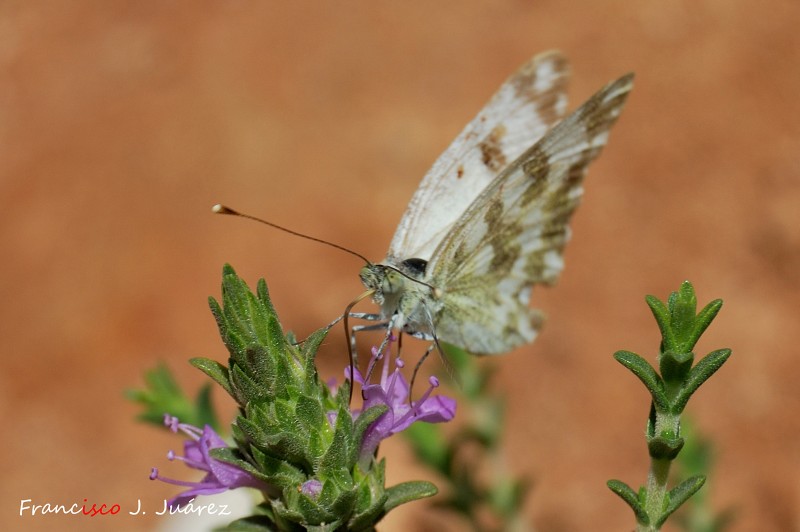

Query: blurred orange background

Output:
[3, 2, 799, 530]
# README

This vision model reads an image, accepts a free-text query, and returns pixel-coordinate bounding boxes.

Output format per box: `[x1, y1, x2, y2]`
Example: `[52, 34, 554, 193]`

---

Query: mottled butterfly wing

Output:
[425, 73, 635, 354]
[386, 51, 571, 263]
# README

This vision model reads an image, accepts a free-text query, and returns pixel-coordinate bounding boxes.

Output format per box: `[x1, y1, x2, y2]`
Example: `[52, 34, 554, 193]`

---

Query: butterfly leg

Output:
[289, 314, 345, 347]
[407, 342, 436, 402]
[347, 314, 388, 361]
[408, 331, 455, 403]
[343, 312, 400, 401]
[322, 314, 345, 330]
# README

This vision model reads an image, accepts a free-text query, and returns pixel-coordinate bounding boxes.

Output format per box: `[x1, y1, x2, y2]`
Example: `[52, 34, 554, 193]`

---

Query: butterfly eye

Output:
[400, 258, 428, 278]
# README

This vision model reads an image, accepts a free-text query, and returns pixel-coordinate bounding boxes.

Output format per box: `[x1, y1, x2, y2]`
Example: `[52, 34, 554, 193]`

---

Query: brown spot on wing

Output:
[483, 197, 504, 228]
[536, 88, 565, 129]
[520, 146, 552, 207]
[479, 124, 508, 172]
[511, 52, 569, 126]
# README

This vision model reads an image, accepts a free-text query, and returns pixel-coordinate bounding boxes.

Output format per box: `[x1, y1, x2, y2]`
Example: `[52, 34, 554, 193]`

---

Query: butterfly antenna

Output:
[212, 204, 372, 264]
[342, 289, 376, 404]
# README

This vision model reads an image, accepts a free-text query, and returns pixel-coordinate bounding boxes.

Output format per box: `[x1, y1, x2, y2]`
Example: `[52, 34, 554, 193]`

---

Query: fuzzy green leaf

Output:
[689, 298, 723, 351]
[230, 363, 270, 405]
[351, 404, 388, 461]
[646, 295, 677, 352]
[384, 480, 438, 512]
[249, 446, 306, 487]
[656, 474, 706, 527]
[295, 395, 326, 432]
[614, 350, 669, 411]
[659, 349, 694, 386]
[673, 349, 732, 413]
[670, 281, 698, 351]
[190, 356, 233, 398]
[344, 458, 386, 530]
[319, 406, 356, 473]
[607, 479, 649, 524]
[127, 363, 220, 430]
[648, 435, 685, 460]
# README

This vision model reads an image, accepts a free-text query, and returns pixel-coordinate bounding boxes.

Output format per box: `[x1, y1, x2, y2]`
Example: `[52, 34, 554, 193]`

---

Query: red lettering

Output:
[78, 500, 122, 517]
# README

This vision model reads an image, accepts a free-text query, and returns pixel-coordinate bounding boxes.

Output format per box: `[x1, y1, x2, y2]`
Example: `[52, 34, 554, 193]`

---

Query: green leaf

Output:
[656, 475, 706, 527]
[670, 281, 698, 351]
[646, 294, 677, 352]
[296, 395, 325, 429]
[659, 349, 694, 387]
[347, 488, 385, 532]
[384, 480, 438, 512]
[352, 405, 388, 460]
[648, 435, 685, 460]
[249, 446, 306, 487]
[214, 265, 287, 373]
[190, 356, 233, 398]
[689, 298, 723, 351]
[256, 279, 288, 357]
[607, 479, 649, 524]
[127, 362, 220, 430]
[613, 350, 669, 411]
[346, 459, 386, 529]
[673, 349, 732, 413]
[208, 294, 240, 353]
[230, 363, 270, 406]
[301, 327, 329, 368]
[319, 406, 356, 473]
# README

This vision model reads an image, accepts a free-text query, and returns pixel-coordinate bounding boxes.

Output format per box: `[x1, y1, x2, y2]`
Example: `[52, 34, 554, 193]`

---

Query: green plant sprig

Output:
[608, 281, 731, 531]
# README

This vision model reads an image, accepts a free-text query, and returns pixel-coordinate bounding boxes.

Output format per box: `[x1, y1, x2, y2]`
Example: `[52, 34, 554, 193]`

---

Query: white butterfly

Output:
[355, 51, 634, 355]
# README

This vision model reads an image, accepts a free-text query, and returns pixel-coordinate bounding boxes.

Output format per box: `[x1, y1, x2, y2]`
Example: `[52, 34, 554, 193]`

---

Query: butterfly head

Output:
[359, 260, 441, 309]
[359, 264, 392, 306]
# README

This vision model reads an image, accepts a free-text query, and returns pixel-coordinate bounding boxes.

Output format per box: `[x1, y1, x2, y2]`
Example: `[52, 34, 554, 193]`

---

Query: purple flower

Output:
[300, 479, 323, 498]
[348, 340, 457, 465]
[150, 415, 267, 509]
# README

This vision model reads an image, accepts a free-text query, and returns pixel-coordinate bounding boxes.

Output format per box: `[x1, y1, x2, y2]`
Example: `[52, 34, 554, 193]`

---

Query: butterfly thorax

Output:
[359, 261, 441, 338]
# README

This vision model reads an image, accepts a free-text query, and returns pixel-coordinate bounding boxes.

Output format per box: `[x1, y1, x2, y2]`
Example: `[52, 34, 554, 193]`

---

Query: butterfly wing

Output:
[426, 73, 635, 354]
[386, 51, 571, 264]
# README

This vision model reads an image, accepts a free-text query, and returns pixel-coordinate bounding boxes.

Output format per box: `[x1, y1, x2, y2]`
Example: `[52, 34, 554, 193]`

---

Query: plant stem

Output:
[641, 457, 671, 531]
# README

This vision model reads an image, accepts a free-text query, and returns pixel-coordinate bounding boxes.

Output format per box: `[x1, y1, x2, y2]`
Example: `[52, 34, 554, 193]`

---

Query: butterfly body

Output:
[359, 261, 442, 341]
[358, 51, 633, 355]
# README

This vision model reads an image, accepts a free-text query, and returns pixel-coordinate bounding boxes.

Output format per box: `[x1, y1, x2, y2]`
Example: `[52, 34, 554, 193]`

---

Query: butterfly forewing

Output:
[426, 73, 635, 354]
[387, 51, 571, 263]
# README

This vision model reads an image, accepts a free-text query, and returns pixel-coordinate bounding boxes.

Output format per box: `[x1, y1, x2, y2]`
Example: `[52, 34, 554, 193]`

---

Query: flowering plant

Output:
[144, 265, 455, 530]
[132, 266, 732, 531]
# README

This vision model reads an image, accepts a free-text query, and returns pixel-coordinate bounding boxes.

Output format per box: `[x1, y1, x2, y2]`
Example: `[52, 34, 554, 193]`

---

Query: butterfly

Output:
[353, 51, 634, 355]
